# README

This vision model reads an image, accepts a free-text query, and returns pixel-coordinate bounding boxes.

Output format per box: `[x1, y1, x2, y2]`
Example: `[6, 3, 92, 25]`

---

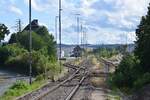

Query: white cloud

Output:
[24, 0, 50, 12]
[9, 5, 23, 15]
[103, 0, 150, 30]
[1, 0, 150, 44]
[60, 0, 150, 44]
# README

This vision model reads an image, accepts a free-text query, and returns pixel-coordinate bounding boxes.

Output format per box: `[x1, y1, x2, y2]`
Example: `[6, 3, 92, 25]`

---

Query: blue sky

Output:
[0, 0, 150, 44]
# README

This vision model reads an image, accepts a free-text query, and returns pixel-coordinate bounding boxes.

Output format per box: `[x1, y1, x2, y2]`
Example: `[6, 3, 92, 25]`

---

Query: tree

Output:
[0, 24, 9, 41]
[111, 54, 140, 91]
[9, 25, 57, 61]
[9, 33, 17, 44]
[135, 4, 150, 72]
[17, 31, 46, 51]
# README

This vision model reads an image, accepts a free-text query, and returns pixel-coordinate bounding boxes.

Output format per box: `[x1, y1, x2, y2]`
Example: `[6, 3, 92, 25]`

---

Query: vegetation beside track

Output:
[0, 75, 46, 100]
[0, 65, 68, 100]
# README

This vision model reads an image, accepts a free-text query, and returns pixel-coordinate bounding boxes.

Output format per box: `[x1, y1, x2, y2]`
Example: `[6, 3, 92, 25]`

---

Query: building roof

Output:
[23, 19, 39, 31]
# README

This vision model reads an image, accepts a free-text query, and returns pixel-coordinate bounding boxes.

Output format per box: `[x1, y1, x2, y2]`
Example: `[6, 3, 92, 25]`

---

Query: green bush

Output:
[10, 81, 29, 90]
[110, 54, 140, 92]
[134, 73, 150, 89]
[4, 81, 29, 97]
[0, 25, 58, 79]
[94, 48, 119, 58]
[17, 31, 46, 51]
[0, 44, 27, 66]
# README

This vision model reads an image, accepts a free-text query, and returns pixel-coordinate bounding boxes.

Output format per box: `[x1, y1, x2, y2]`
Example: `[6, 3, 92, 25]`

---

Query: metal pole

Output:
[29, 0, 32, 84]
[55, 16, 58, 43]
[55, 16, 59, 61]
[18, 19, 21, 32]
[80, 24, 83, 58]
[59, 0, 62, 73]
[81, 24, 83, 47]
[76, 15, 80, 45]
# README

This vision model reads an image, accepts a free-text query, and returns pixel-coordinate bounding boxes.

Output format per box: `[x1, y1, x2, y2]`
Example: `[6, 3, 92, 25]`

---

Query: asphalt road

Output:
[0, 69, 28, 96]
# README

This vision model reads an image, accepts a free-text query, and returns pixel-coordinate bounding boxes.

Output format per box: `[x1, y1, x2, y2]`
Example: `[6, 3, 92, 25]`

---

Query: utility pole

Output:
[76, 14, 80, 45]
[81, 24, 83, 47]
[29, 0, 32, 85]
[16, 19, 22, 32]
[55, 16, 59, 61]
[18, 19, 21, 32]
[55, 16, 58, 43]
[59, 0, 62, 73]
[80, 24, 83, 58]
[126, 32, 128, 53]
[84, 27, 88, 59]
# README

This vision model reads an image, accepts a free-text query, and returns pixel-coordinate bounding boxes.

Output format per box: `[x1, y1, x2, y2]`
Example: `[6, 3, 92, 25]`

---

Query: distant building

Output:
[23, 19, 40, 31]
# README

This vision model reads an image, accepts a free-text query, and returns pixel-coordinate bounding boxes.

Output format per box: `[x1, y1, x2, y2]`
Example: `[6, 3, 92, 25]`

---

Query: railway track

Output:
[16, 60, 89, 100]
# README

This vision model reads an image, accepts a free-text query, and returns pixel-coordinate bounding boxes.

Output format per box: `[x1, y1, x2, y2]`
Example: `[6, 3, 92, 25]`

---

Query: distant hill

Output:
[57, 44, 135, 57]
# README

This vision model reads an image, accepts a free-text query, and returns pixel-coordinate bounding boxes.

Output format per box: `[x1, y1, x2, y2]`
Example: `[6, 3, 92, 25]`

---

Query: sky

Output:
[0, 0, 150, 44]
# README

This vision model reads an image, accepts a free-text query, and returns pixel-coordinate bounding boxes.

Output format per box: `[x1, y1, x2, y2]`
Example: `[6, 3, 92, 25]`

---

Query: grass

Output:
[106, 88, 122, 100]
[0, 63, 67, 100]
[0, 76, 46, 100]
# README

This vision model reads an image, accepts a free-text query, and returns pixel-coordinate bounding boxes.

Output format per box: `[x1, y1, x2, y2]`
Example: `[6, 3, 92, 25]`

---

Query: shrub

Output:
[10, 81, 29, 90]
[0, 44, 27, 66]
[5, 50, 59, 76]
[110, 54, 140, 92]
[134, 73, 150, 89]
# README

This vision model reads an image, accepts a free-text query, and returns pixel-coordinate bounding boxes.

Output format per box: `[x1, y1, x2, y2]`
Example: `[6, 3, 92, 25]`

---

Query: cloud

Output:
[1, 0, 150, 44]
[9, 5, 23, 15]
[24, 0, 51, 12]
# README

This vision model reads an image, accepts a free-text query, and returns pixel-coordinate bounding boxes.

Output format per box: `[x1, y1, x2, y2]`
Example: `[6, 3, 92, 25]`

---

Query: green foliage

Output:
[110, 54, 141, 92]
[35, 26, 49, 36]
[0, 24, 9, 41]
[0, 25, 57, 76]
[2, 81, 29, 99]
[109, 4, 150, 93]
[94, 48, 118, 58]
[4, 49, 58, 75]
[9, 33, 18, 44]
[10, 81, 29, 90]
[134, 72, 150, 89]
[1, 79, 46, 100]
[17, 31, 46, 51]
[135, 4, 150, 72]
[0, 44, 27, 65]
[0, 46, 10, 65]
[9, 26, 57, 61]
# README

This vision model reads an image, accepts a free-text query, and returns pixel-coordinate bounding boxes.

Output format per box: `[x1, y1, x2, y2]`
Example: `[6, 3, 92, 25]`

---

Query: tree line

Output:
[0, 22, 59, 76]
[109, 4, 150, 93]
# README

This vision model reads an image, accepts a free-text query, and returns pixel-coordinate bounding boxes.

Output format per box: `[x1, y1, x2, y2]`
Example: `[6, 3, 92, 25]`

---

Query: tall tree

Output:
[0, 24, 9, 41]
[135, 4, 150, 72]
